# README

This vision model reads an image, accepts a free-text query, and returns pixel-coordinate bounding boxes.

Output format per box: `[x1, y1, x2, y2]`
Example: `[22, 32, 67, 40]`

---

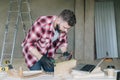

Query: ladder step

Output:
[4, 42, 13, 45]
[7, 21, 32, 23]
[8, 11, 30, 14]
[22, 2, 28, 4]
[8, 11, 19, 13]
[10, 1, 29, 4]
[2, 53, 11, 56]
[10, 0, 18, 3]
[8, 21, 17, 23]
[2, 54, 11, 58]
[21, 12, 30, 13]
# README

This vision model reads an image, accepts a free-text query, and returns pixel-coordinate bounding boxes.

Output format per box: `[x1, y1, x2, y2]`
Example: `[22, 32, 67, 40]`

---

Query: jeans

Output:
[29, 57, 54, 72]
[29, 60, 42, 70]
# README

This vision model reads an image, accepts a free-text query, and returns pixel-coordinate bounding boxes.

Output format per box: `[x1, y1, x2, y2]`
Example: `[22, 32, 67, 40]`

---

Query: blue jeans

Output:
[29, 53, 48, 70]
[29, 58, 54, 72]
[29, 60, 42, 70]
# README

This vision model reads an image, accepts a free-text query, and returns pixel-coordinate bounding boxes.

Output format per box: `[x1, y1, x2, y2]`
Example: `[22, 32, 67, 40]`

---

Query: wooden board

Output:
[7, 59, 77, 78]
[55, 59, 77, 75]
[7, 69, 44, 79]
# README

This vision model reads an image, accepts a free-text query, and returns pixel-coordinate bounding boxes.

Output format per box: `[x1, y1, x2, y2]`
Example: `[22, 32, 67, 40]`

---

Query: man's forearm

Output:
[29, 47, 43, 60]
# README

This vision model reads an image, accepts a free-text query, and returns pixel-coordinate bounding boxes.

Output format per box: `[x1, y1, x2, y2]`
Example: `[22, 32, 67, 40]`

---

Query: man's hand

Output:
[63, 51, 73, 60]
[40, 55, 55, 72]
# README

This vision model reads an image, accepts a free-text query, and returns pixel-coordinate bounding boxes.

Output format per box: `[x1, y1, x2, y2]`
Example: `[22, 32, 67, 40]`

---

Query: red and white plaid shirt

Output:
[21, 15, 68, 68]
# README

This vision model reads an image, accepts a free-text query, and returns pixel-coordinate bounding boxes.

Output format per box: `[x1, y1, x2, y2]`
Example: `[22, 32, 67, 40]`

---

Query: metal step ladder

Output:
[0, 0, 33, 67]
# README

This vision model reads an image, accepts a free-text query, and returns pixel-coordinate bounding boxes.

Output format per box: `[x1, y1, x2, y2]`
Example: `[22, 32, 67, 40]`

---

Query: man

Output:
[21, 9, 76, 72]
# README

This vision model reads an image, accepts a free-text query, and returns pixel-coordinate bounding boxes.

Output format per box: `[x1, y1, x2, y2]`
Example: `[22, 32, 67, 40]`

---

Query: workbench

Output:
[0, 59, 117, 80]
[0, 72, 116, 80]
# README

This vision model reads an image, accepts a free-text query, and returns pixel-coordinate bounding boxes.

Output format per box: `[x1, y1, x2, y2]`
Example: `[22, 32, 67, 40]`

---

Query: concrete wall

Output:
[0, 0, 75, 58]
[84, 0, 95, 61]
[75, 0, 85, 60]
[0, 0, 8, 51]
[0, 0, 96, 63]
[114, 0, 120, 57]
[75, 0, 95, 61]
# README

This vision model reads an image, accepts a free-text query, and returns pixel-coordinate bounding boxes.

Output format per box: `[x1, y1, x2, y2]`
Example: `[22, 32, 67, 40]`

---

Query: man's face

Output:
[56, 17, 71, 33]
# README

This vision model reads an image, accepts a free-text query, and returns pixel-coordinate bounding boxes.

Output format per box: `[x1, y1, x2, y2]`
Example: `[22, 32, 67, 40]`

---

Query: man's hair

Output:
[59, 9, 76, 26]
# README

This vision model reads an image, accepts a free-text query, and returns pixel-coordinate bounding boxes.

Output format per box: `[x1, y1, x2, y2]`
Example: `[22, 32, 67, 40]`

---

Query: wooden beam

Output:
[7, 59, 77, 78]
[55, 59, 77, 75]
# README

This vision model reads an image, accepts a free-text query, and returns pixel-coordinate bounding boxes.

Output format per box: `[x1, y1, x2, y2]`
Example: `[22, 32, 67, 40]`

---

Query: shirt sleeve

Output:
[22, 16, 44, 51]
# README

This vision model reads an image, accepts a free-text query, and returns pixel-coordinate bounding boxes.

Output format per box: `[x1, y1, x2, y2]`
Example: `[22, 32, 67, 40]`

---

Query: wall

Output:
[0, 0, 10, 58]
[84, 0, 95, 61]
[75, 0, 85, 60]
[114, 0, 120, 57]
[0, 0, 96, 62]
[75, 0, 95, 61]
[0, 0, 75, 58]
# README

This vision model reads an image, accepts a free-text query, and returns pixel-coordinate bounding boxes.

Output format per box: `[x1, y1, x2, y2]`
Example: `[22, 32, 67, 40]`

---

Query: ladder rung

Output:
[8, 21, 16, 23]
[10, 1, 18, 3]
[22, 21, 32, 23]
[10, 0, 30, 3]
[4, 42, 13, 45]
[22, 2, 28, 4]
[8, 11, 30, 14]
[2, 54, 11, 57]
[21, 12, 30, 13]
[7, 21, 31, 24]
[3, 53, 11, 55]
[8, 11, 19, 13]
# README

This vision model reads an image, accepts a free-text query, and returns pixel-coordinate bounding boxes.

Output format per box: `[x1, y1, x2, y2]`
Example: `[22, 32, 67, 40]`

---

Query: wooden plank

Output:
[55, 59, 77, 75]
[7, 68, 44, 78]
[7, 59, 77, 78]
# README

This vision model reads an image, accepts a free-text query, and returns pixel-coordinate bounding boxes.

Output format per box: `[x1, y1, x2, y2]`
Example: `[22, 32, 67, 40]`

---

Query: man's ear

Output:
[56, 18, 61, 24]
[57, 16, 63, 24]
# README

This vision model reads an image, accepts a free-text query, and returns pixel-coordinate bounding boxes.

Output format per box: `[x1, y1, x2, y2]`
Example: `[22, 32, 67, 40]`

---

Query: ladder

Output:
[0, 0, 33, 67]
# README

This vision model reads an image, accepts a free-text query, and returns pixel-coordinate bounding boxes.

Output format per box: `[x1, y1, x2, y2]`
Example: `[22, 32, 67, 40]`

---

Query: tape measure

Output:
[0, 60, 13, 72]
[4, 60, 10, 64]
[0, 66, 9, 72]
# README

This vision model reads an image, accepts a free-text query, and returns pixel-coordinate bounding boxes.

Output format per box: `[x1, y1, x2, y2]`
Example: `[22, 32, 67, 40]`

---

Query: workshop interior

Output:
[0, 0, 120, 80]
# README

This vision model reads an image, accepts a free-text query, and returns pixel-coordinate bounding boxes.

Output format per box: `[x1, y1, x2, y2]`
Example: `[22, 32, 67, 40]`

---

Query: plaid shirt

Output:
[21, 15, 68, 68]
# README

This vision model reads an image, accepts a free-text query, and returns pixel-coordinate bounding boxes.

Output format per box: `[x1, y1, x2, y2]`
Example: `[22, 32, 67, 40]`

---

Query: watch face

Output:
[117, 71, 120, 80]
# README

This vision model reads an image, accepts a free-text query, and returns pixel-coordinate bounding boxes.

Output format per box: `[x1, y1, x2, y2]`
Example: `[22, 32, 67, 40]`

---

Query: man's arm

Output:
[25, 16, 45, 60]
[29, 47, 43, 60]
